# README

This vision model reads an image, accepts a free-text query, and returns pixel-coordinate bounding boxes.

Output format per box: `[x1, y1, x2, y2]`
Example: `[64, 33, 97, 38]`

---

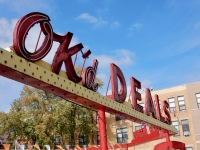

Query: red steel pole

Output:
[165, 131, 170, 142]
[126, 143, 128, 150]
[98, 106, 108, 150]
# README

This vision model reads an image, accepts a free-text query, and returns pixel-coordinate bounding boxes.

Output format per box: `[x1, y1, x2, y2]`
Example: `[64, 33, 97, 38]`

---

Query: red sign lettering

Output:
[130, 77, 143, 112]
[82, 59, 99, 91]
[162, 100, 172, 125]
[51, 32, 83, 83]
[155, 95, 165, 122]
[13, 12, 53, 61]
[106, 63, 127, 103]
[12, 12, 172, 125]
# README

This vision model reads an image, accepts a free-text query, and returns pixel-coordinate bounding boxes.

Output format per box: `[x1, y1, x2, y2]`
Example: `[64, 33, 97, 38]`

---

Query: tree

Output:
[0, 65, 103, 148]
[0, 85, 97, 148]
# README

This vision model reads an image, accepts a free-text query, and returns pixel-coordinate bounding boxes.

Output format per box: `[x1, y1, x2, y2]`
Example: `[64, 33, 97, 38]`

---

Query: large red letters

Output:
[12, 12, 172, 126]
[13, 12, 98, 89]
[106, 63, 127, 103]
[82, 59, 99, 91]
[162, 100, 172, 125]
[144, 88, 157, 119]
[51, 32, 83, 83]
[130, 77, 143, 113]
[13, 12, 53, 61]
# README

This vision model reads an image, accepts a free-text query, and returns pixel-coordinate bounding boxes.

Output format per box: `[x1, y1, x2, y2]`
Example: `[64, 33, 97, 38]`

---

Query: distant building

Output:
[103, 82, 200, 150]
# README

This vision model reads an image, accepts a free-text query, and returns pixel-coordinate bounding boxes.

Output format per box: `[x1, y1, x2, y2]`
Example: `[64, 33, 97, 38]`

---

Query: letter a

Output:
[144, 88, 157, 119]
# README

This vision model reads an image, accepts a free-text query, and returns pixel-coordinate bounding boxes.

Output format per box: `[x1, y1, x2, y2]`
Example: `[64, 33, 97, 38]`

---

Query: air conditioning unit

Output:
[184, 131, 190, 136]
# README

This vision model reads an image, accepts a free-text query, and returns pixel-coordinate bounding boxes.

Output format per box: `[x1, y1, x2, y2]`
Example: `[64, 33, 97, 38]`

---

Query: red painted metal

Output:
[106, 63, 127, 103]
[86, 127, 167, 150]
[80, 50, 91, 75]
[130, 77, 143, 112]
[6, 11, 182, 150]
[162, 100, 172, 125]
[13, 12, 53, 61]
[51, 32, 83, 83]
[34, 29, 42, 52]
[129, 127, 165, 147]
[133, 126, 148, 139]
[165, 131, 170, 142]
[82, 59, 98, 91]
[98, 106, 108, 150]
[154, 141, 185, 150]
[105, 76, 111, 96]
[144, 88, 157, 119]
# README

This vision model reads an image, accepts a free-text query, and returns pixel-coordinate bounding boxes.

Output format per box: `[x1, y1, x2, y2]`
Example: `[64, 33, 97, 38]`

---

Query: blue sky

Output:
[1, 0, 200, 112]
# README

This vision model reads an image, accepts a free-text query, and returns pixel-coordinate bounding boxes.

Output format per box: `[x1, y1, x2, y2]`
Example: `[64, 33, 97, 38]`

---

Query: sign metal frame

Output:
[0, 48, 177, 135]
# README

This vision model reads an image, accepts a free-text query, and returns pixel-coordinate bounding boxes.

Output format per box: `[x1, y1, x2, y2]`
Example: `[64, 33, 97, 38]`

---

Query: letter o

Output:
[13, 12, 53, 62]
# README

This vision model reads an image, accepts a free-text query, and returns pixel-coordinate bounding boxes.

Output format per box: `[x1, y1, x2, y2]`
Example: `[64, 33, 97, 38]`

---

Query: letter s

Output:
[162, 100, 172, 125]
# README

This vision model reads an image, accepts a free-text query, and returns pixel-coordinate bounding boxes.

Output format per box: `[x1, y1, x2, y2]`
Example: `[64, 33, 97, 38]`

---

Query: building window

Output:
[78, 115, 88, 121]
[186, 147, 193, 150]
[181, 119, 190, 136]
[97, 131, 100, 145]
[116, 127, 128, 143]
[168, 97, 176, 112]
[78, 134, 87, 147]
[135, 125, 143, 131]
[178, 96, 186, 111]
[55, 136, 61, 144]
[196, 93, 200, 108]
[172, 121, 180, 136]
[115, 116, 125, 121]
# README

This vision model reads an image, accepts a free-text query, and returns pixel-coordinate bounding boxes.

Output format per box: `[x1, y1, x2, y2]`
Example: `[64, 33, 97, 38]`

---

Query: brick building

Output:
[104, 82, 200, 150]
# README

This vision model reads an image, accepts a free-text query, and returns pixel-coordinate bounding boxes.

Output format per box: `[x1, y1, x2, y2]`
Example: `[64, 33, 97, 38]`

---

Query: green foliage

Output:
[0, 85, 97, 148]
[75, 66, 104, 88]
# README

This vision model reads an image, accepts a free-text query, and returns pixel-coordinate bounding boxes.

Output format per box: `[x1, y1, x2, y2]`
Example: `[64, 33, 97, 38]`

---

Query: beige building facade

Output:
[104, 82, 200, 150]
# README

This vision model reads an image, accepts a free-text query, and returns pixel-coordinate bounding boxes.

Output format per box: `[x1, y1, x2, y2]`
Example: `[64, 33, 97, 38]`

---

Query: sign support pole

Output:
[98, 106, 108, 150]
[165, 131, 170, 142]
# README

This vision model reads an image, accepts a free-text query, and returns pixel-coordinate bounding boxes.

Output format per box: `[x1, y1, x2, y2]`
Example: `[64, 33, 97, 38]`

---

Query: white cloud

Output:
[91, 49, 135, 70]
[76, 13, 108, 27]
[77, 13, 98, 23]
[0, 0, 51, 13]
[141, 79, 151, 89]
[111, 21, 120, 29]
[129, 23, 143, 30]
[0, 18, 17, 48]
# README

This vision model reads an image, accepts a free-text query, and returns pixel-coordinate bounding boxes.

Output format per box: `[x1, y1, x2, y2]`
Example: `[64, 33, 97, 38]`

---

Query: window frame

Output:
[115, 116, 125, 121]
[186, 147, 193, 150]
[135, 125, 143, 131]
[177, 96, 186, 111]
[78, 134, 87, 147]
[116, 127, 128, 143]
[96, 131, 100, 145]
[181, 119, 190, 136]
[172, 120, 180, 137]
[196, 93, 200, 108]
[168, 97, 176, 113]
